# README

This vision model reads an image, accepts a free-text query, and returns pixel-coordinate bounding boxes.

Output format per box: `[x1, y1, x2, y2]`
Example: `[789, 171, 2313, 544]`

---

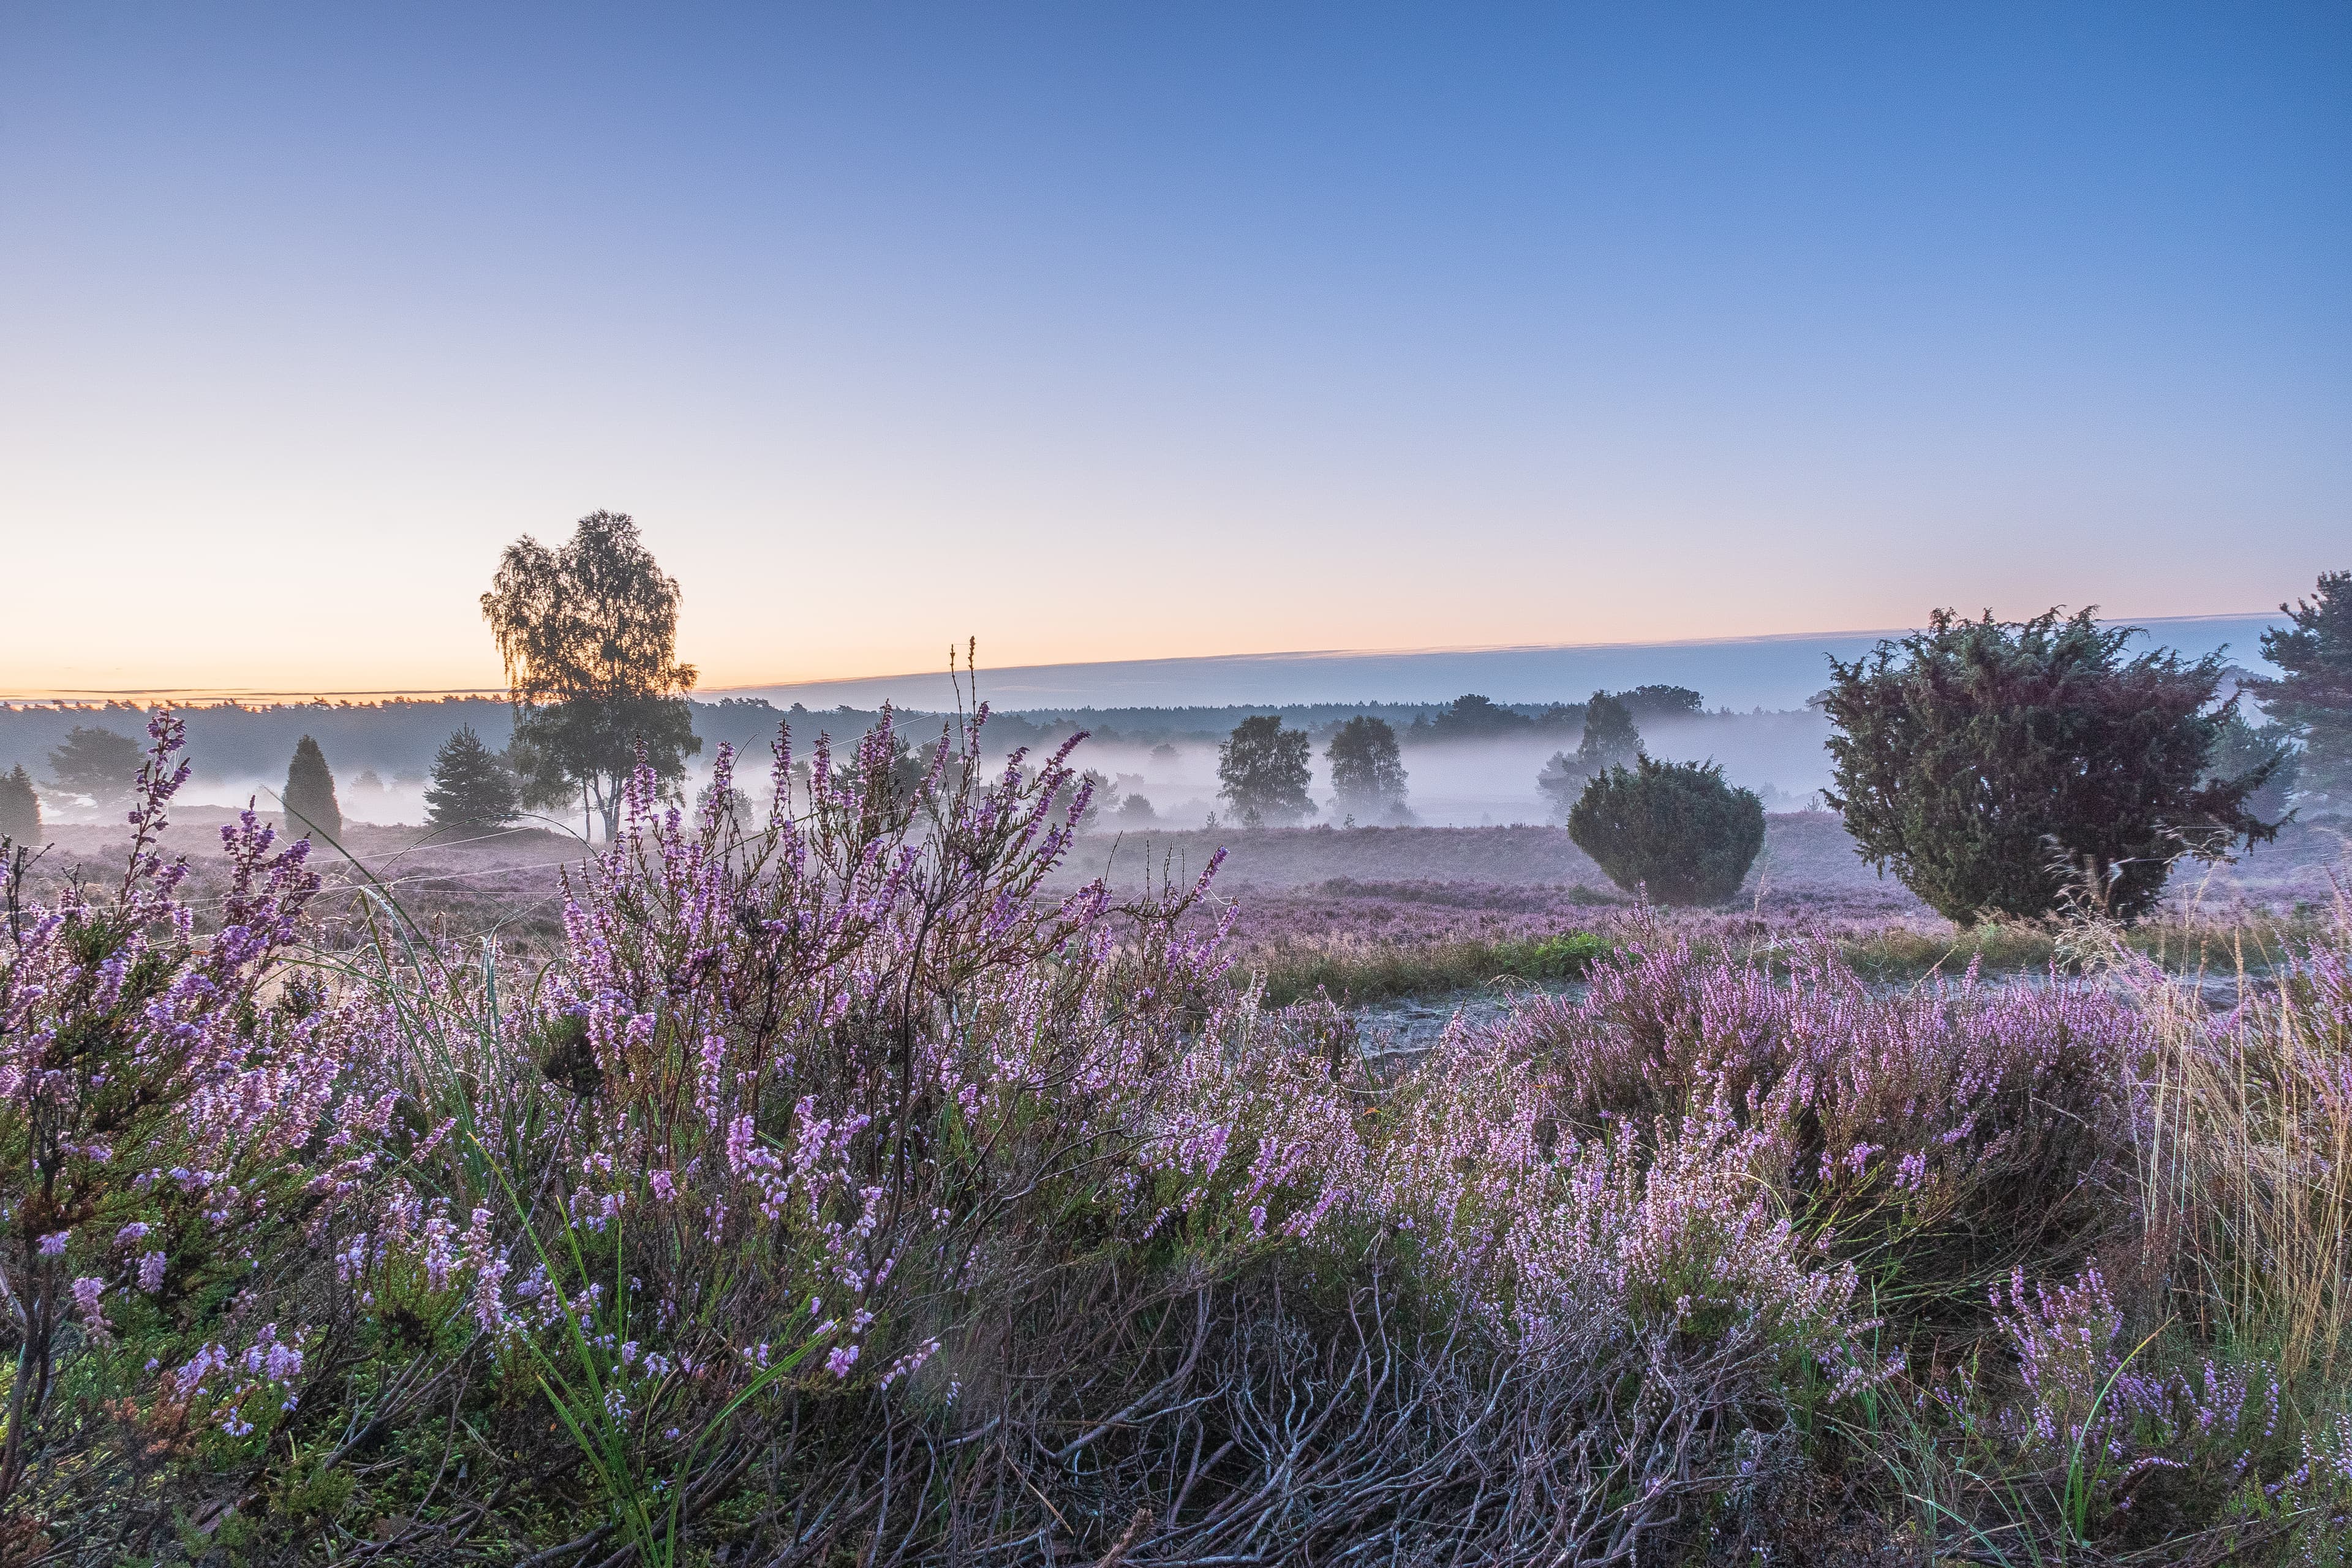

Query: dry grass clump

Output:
[2113, 895, 2352, 1385]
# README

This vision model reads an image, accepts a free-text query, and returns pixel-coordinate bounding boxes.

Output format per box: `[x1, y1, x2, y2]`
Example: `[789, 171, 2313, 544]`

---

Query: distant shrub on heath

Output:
[1325, 714, 1408, 820]
[1567, 753, 1765, 905]
[1218, 712, 1315, 826]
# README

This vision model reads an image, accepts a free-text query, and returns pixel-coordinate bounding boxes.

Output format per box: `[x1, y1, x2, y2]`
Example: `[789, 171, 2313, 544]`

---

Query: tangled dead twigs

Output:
[645, 1259, 1819, 1567]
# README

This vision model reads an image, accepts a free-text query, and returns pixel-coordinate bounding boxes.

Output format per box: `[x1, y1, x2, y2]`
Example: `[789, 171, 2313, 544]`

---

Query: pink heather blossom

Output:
[70, 1276, 111, 1341]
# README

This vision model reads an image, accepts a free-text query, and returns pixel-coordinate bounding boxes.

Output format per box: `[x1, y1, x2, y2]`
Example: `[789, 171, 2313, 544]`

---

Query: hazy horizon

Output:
[0, 610, 2290, 712]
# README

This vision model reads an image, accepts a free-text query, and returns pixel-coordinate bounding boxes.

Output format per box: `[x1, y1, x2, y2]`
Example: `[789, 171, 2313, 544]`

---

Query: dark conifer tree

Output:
[0, 765, 40, 846]
[424, 725, 520, 832]
[2244, 570, 2352, 803]
[282, 734, 343, 845]
[1575, 692, 1643, 774]
[1537, 693, 1645, 823]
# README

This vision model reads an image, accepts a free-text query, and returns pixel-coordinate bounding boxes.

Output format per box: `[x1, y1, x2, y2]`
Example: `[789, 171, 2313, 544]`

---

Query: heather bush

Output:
[1493, 937, 2144, 1336]
[0, 717, 398, 1548]
[1973, 1265, 2296, 1540]
[1370, 1020, 1893, 1553]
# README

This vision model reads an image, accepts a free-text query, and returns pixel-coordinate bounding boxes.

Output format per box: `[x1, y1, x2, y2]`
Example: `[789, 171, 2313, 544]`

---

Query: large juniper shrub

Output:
[1822, 608, 2281, 924]
[1566, 753, 1765, 905]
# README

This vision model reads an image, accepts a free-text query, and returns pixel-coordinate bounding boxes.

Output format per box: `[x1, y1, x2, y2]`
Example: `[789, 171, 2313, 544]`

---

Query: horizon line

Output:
[2, 608, 2282, 707]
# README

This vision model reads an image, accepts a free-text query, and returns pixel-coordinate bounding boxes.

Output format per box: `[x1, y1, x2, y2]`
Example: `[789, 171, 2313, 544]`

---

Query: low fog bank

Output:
[176, 772, 439, 828]
[1053, 709, 1834, 831]
[20, 708, 1833, 834]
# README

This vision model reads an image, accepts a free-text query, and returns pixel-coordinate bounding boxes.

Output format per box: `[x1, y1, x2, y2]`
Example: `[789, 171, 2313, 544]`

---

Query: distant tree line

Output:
[0, 698, 518, 787]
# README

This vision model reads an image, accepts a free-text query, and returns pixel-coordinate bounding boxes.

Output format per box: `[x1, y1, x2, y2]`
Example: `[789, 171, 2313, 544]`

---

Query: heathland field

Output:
[6, 692, 2352, 1566]
[26, 804, 2348, 998]
[8, 587, 2352, 1568]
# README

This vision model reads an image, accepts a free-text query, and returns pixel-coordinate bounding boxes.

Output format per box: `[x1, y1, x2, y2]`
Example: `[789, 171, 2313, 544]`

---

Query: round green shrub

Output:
[1567, 755, 1765, 905]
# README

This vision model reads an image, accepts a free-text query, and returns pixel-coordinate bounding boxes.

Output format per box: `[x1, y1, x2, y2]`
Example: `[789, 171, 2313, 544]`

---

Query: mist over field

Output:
[0, 698, 1833, 832]
[1042, 708, 1836, 831]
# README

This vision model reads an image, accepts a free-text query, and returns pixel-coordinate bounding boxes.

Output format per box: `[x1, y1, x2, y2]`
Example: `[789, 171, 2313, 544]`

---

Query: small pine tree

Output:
[282, 735, 343, 845]
[2204, 712, 2299, 825]
[425, 725, 521, 832]
[0, 765, 40, 846]
[1536, 752, 1582, 824]
[1567, 755, 1765, 906]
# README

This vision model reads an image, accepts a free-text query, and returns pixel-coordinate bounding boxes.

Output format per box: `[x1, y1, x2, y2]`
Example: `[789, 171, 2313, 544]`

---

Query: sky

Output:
[2, 3, 2346, 699]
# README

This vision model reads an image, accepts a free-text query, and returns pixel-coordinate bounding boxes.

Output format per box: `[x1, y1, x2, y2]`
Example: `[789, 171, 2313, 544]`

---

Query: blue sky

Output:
[2, 3, 2345, 695]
